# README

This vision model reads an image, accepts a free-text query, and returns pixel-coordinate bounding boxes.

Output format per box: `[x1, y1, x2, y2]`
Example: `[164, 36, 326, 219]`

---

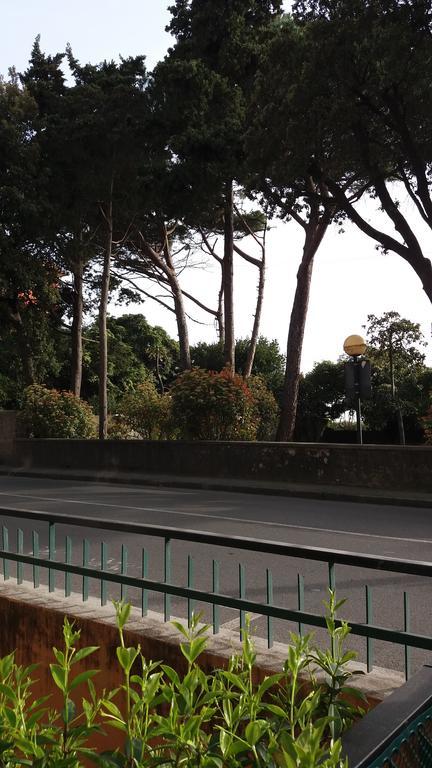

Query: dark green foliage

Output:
[167, 0, 283, 79]
[152, 0, 284, 264]
[236, 338, 285, 395]
[295, 361, 346, 441]
[247, 375, 280, 440]
[191, 337, 285, 395]
[0, 282, 64, 408]
[80, 315, 179, 411]
[108, 314, 180, 390]
[150, 57, 245, 221]
[422, 398, 432, 444]
[190, 341, 225, 372]
[119, 380, 175, 439]
[0, 73, 64, 397]
[362, 312, 430, 437]
[365, 312, 426, 372]
[0, 74, 43, 254]
[252, 0, 432, 301]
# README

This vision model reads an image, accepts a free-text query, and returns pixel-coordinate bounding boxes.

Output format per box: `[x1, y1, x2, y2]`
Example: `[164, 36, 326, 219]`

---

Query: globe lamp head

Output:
[343, 334, 367, 357]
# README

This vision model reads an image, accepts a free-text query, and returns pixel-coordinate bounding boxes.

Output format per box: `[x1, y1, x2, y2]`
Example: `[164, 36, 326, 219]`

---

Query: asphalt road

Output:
[0, 474, 431, 674]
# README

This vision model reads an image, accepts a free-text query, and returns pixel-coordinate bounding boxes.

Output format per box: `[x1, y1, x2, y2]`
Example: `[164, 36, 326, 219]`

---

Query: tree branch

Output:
[233, 242, 261, 268]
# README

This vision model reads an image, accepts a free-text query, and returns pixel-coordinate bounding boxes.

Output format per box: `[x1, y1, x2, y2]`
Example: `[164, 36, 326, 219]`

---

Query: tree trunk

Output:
[163, 231, 191, 371]
[396, 407, 406, 446]
[98, 206, 113, 440]
[276, 215, 330, 442]
[244, 250, 266, 379]
[21, 337, 36, 385]
[171, 280, 191, 370]
[405, 250, 432, 304]
[276, 248, 315, 442]
[70, 259, 84, 397]
[223, 180, 235, 374]
[217, 264, 225, 345]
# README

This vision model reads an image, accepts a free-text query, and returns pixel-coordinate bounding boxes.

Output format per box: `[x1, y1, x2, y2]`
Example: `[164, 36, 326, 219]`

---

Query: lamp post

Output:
[343, 334, 368, 445]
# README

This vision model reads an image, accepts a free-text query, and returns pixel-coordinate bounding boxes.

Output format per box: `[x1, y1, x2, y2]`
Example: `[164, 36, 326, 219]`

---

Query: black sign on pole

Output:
[344, 359, 372, 444]
[344, 360, 371, 403]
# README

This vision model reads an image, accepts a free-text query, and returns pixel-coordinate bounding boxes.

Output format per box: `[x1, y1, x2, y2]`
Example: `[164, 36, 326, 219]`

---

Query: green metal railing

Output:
[342, 665, 432, 767]
[0, 504, 431, 680]
[368, 703, 432, 767]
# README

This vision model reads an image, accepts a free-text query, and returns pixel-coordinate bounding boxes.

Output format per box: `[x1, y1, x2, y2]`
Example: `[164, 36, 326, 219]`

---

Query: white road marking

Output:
[0, 491, 431, 546]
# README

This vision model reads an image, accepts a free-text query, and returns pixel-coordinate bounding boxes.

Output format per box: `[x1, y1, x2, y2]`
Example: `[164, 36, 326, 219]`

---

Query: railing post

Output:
[82, 539, 90, 602]
[266, 568, 273, 649]
[121, 545, 128, 602]
[164, 538, 171, 622]
[239, 563, 246, 640]
[101, 542, 107, 606]
[48, 523, 56, 592]
[65, 537, 72, 597]
[297, 573, 304, 636]
[404, 591, 411, 681]
[2, 525, 9, 581]
[212, 559, 220, 634]
[328, 561, 336, 592]
[328, 562, 336, 655]
[16, 529, 23, 585]
[187, 555, 195, 628]
[141, 548, 148, 617]
[32, 530, 39, 589]
[366, 585, 374, 673]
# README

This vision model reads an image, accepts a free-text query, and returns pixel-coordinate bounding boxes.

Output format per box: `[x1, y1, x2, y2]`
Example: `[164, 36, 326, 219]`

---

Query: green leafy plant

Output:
[247, 375, 280, 441]
[0, 593, 360, 767]
[422, 402, 432, 444]
[0, 617, 101, 767]
[119, 380, 175, 439]
[309, 593, 367, 739]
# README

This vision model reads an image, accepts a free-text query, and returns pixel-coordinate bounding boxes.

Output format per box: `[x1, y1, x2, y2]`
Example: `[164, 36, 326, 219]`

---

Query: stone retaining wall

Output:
[3, 437, 432, 492]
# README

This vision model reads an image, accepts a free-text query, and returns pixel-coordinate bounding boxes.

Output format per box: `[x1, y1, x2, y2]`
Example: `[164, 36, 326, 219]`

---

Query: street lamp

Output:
[343, 335, 367, 358]
[343, 334, 370, 445]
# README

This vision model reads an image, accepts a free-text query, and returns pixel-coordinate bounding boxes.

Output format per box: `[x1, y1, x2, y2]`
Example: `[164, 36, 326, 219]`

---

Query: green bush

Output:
[119, 380, 175, 439]
[171, 368, 257, 440]
[0, 593, 360, 767]
[422, 403, 432, 444]
[248, 375, 280, 440]
[21, 384, 96, 438]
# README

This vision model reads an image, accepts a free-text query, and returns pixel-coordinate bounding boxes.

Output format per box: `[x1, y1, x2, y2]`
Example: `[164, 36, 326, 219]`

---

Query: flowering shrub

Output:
[119, 380, 174, 439]
[107, 413, 135, 439]
[171, 368, 257, 440]
[21, 385, 96, 438]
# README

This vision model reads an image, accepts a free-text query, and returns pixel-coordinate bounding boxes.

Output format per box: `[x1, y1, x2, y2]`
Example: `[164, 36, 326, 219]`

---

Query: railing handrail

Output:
[1, 504, 432, 578]
[2, 547, 432, 652]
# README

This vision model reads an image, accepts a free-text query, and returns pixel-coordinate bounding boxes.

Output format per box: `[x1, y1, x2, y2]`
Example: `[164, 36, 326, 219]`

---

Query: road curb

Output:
[0, 466, 431, 508]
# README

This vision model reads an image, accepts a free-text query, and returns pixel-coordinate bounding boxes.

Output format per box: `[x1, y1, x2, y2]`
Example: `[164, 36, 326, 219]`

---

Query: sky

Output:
[2, 0, 431, 371]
